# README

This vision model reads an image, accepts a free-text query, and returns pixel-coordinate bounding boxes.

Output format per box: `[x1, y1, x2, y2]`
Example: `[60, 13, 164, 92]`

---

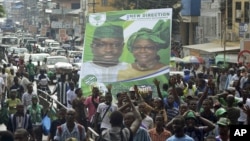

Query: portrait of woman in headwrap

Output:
[118, 20, 171, 81]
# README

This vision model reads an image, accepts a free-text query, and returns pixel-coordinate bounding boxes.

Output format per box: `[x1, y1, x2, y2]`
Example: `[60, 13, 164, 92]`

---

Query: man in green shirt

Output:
[26, 59, 35, 82]
[27, 95, 44, 141]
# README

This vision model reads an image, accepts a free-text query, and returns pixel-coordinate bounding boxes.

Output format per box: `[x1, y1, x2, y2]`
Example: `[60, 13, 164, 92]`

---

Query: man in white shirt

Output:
[224, 68, 234, 90]
[66, 82, 77, 108]
[19, 73, 31, 93]
[237, 90, 250, 125]
[22, 83, 37, 112]
[0, 76, 4, 102]
[138, 102, 154, 130]
[94, 93, 118, 132]
[80, 25, 128, 83]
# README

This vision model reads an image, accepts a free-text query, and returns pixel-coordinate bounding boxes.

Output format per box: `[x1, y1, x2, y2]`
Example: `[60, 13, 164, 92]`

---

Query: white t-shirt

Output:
[20, 77, 31, 92]
[97, 102, 118, 129]
[141, 115, 154, 130]
[0, 77, 4, 94]
[80, 62, 128, 83]
[66, 89, 77, 108]
[22, 92, 37, 112]
[237, 98, 250, 123]
[0, 73, 8, 87]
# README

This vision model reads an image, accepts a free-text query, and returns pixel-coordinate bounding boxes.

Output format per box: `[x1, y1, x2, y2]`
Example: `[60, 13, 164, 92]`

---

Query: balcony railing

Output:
[48, 8, 72, 15]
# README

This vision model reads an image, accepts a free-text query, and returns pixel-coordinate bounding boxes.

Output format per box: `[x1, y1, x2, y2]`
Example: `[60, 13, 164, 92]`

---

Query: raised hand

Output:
[153, 78, 160, 86]
[134, 85, 139, 94]
[106, 84, 112, 91]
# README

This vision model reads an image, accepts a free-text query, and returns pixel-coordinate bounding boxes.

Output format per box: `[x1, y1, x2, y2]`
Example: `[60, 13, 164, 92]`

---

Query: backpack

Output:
[58, 124, 83, 141]
[95, 128, 133, 141]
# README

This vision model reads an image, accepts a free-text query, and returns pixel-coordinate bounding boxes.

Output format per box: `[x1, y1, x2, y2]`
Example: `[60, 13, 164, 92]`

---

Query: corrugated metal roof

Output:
[182, 42, 240, 53]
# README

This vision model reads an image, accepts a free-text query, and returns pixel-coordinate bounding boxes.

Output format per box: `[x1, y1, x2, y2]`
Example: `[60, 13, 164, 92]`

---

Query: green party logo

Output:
[83, 75, 97, 85]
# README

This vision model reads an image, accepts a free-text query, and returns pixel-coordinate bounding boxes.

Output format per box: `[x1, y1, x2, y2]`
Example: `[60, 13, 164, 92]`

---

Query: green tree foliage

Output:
[0, 5, 5, 17]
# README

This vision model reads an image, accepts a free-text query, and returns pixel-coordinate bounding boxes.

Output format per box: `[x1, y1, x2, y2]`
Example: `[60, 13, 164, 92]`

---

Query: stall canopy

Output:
[215, 54, 238, 64]
[182, 42, 240, 53]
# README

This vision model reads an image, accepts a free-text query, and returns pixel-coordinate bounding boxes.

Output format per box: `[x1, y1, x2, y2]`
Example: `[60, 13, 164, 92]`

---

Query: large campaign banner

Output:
[80, 8, 172, 96]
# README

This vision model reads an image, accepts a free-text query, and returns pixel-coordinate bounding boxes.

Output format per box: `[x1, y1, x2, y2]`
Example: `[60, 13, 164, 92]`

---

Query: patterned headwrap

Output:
[94, 25, 124, 39]
[127, 20, 171, 52]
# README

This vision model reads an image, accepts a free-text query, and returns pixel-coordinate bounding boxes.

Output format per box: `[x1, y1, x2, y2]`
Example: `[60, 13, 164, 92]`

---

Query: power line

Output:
[88, 0, 99, 13]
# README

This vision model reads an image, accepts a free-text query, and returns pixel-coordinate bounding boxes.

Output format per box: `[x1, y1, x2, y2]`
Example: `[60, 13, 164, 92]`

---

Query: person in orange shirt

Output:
[149, 114, 172, 141]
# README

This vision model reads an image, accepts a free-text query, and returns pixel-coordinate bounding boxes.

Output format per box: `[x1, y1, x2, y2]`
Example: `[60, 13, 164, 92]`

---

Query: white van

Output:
[44, 39, 56, 46]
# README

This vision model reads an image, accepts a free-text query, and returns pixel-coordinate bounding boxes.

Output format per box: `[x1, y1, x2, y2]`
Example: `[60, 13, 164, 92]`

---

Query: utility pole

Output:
[88, 0, 98, 13]
[223, 0, 228, 66]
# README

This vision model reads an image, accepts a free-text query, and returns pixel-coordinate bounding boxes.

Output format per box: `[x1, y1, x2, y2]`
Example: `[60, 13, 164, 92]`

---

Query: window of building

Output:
[245, 2, 249, 23]
[71, 3, 80, 9]
[227, 0, 233, 29]
[101, 0, 108, 6]
[235, 2, 241, 23]
[56, 3, 60, 9]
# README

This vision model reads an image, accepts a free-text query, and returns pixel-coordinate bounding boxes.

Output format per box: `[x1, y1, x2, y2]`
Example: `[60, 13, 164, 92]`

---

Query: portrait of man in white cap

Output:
[80, 24, 128, 83]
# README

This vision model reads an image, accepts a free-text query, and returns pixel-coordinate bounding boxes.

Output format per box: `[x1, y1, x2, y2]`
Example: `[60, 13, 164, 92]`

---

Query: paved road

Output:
[0, 84, 56, 140]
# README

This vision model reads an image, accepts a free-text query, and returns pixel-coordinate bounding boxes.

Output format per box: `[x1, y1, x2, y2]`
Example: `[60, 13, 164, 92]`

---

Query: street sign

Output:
[239, 23, 248, 37]
[51, 21, 72, 29]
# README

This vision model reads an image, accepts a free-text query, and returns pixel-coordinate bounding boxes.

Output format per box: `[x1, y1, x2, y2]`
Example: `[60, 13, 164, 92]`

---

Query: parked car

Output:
[36, 36, 48, 47]
[23, 53, 50, 66]
[67, 51, 82, 63]
[56, 50, 67, 56]
[47, 47, 63, 55]
[6, 47, 28, 56]
[20, 37, 34, 47]
[0, 36, 19, 46]
[24, 40, 37, 48]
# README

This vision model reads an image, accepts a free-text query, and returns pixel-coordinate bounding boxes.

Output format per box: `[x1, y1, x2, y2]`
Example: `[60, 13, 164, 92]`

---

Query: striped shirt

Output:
[165, 106, 179, 122]
[149, 128, 172, 141]
[53, 81, 69, 104]
[54, 123, 86, 141]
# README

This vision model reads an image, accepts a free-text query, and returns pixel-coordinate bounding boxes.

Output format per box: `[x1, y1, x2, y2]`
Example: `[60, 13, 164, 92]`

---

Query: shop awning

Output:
[182, 42, 240, 53]
[215, 54, 238, 64]
[13, 5, 24, 9]
[67, 9, 81, 15]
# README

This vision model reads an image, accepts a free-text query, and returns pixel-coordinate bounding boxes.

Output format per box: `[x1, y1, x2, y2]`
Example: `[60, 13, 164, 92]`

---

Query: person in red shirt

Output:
[84, 87, 99, 122]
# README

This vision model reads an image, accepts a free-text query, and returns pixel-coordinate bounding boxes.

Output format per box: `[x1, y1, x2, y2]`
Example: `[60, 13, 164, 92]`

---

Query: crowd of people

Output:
[0, 60, 250, 141]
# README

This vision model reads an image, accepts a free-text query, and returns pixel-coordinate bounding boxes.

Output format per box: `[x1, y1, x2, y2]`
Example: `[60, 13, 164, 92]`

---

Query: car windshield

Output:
[38, 37, 48, 42]
[24, 38, 33, 43]
[28, 41, 37, 44]
[2, 38, 18, 45]
[57, 51, 66, 56]
[14, 48, 28, 54]
[47, 57, 68, 65]
[69, 52, 82, 57]
[50, 43, 60, 47]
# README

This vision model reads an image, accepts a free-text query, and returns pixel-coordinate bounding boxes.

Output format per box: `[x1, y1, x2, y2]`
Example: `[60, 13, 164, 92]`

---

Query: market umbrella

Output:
[170, 56, 184, 63]
[182, 56, 204, 63]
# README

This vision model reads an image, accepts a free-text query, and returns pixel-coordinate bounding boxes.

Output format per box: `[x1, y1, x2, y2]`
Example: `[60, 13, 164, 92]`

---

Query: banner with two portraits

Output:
[80, 8, 172, 97]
